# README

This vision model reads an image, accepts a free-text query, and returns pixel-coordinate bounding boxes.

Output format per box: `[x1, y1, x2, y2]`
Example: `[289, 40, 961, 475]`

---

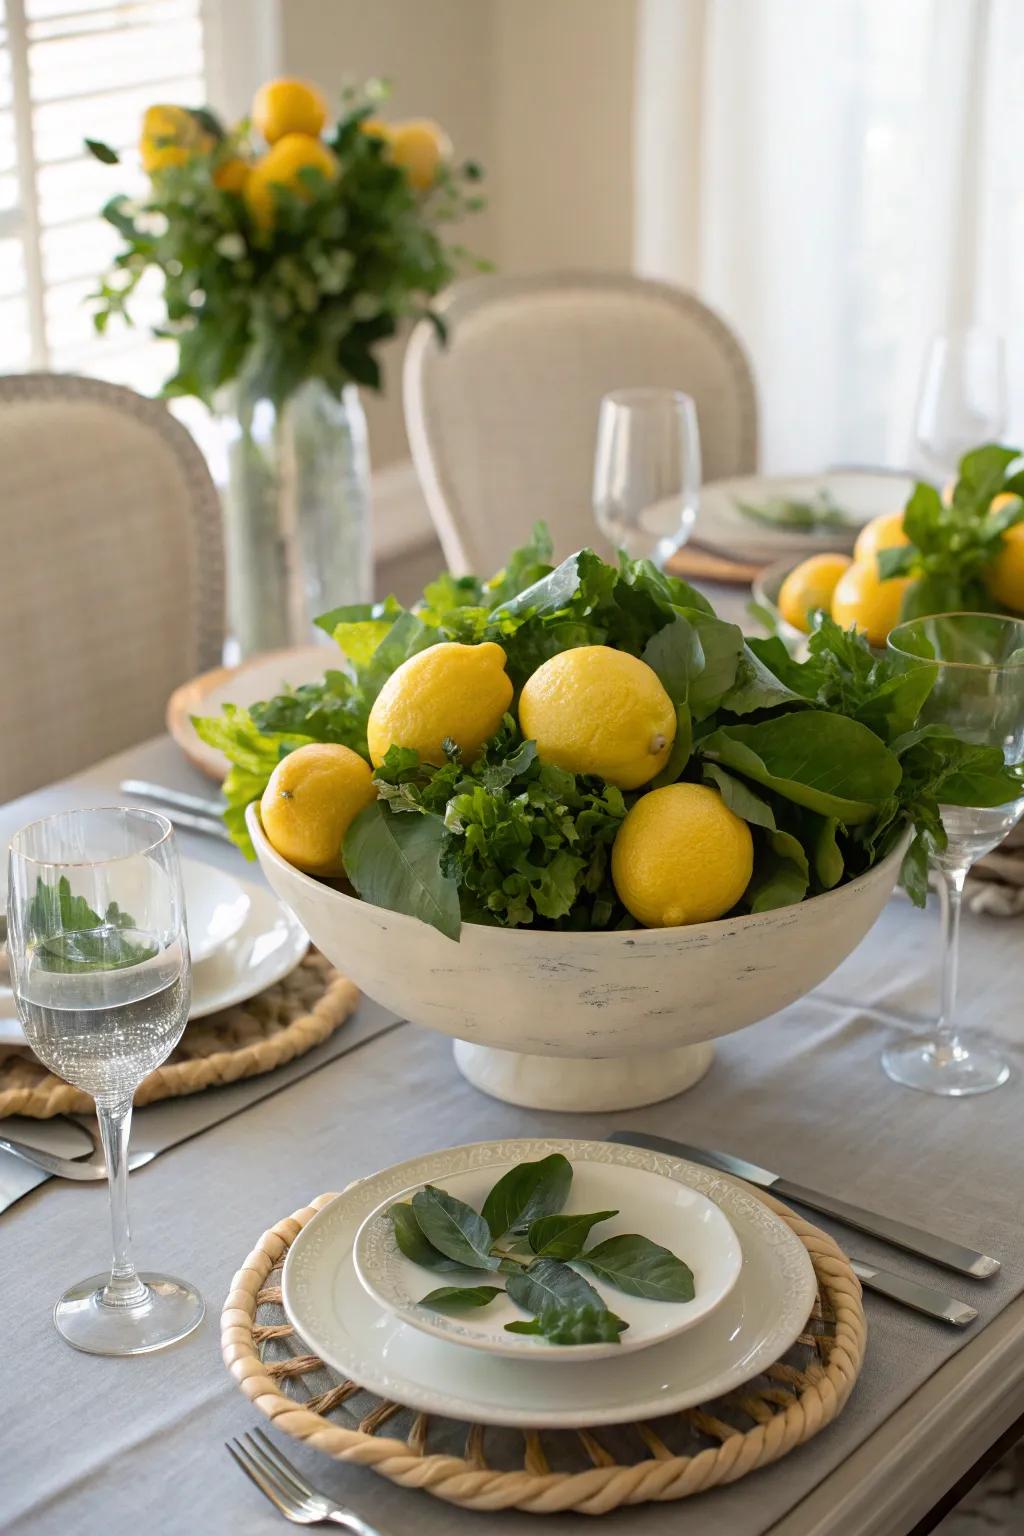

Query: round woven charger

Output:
[0, 951, 358, 1119]
[222, 1188, 867, 1515]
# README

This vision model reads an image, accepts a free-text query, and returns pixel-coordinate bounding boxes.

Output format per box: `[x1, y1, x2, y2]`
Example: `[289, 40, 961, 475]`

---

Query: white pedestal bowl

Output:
[247, 804, 907, 1112]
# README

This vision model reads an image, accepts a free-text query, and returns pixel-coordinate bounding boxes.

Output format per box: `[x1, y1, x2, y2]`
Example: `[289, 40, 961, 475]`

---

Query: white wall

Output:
[276, 0, 640, 468]
[489, 0, 638, 273]
[279, 0, 496, 468]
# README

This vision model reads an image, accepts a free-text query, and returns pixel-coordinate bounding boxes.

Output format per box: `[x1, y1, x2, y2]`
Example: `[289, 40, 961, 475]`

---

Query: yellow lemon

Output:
[831, 560, 911, 647]
[389, 118, 451, 190]
[140, 104, 212, 174]
[778, 553, 853, 634]
[244, 133, 338, 229]
[611, 784, 754, 927]
[853, 511, 910, 566]
[359, 116, 394, 144]
[260, 743, 375, 878]
[518, 646, 676, 790]
[213, 155, 249, 193]
[986, 518, 1024, 612]
[366, 641, 513, 768]
[252, 78, 327, 144]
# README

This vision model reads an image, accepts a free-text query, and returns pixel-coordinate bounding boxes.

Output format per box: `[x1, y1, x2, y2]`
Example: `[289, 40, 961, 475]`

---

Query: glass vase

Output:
[220, 377, 373, 657]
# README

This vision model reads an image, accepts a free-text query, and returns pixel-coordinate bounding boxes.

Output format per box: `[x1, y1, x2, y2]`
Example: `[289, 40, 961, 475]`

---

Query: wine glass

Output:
[6, 807, 204, 1354]
[914, 328, 1007, 484]
[884, 615, 1024, 1096]
[593, 388, 701, 566]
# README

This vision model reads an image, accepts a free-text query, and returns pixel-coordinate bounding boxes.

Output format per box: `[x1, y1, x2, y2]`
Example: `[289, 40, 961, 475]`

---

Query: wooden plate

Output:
[167, 643, 329, 780]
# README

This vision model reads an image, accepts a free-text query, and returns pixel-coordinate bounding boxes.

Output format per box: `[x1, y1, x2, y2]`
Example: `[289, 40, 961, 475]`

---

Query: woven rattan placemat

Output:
[0, 951, 358, 1119]
[222, 1189, 866, 1515]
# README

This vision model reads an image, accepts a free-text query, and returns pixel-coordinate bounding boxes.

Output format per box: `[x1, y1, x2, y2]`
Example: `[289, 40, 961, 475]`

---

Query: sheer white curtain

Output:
[635, 0, 1024, 473]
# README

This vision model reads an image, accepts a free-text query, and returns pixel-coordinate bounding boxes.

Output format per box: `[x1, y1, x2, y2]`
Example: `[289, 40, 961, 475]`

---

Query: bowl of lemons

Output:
[196, 512, 1019, 1113]
[761, 456, 1024, 650]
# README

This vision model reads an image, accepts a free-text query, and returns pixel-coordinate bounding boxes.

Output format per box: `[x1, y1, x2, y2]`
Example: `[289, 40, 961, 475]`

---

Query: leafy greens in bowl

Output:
[196, 525, 1018, 939]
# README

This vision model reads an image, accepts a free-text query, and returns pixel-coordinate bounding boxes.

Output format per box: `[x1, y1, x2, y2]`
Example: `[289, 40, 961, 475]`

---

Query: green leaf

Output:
[746, 831, 810, 913]
[722, 644, 809, 715]
[577, 1234, 695, 1302]
[418, 1285, 503, 1312]
[505, 1257, 604, 1315]
[343, 803, 461, 940]
[527, 1210, 618, 1261]
[701, 712, 901, 823]
[505, 1301, 628, 1345]
[410, 1186, 500, 1270]
[813, 816, 844, 890]
[641, 613, 704, 703]
[481, 1154, 573, 1240]
[902, 482, 944, 550]
[387, 1203, 466, 1272]
[877, 545, 917, 580]
[901, 832, 932, 907]
[853, 665, 936, 744]
[682, 612, 745, 719]
[84, 137, 119, 164]
[702, 763, 777, 830]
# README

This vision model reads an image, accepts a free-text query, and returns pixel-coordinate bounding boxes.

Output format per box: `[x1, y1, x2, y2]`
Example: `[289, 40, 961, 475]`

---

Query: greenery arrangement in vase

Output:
[88, 78, 487, 656]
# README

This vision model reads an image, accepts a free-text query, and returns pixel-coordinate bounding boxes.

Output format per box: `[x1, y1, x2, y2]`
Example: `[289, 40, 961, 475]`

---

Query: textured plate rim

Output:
[281, 1138, 817, 1428]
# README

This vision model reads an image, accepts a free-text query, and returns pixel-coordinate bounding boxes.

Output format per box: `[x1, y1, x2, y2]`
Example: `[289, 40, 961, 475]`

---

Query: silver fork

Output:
[0, 1133, 154, 1181]
[227, 1429, 385, 1533]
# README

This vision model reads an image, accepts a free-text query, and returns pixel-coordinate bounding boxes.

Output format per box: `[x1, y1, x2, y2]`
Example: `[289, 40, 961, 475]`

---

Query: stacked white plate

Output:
[281, 1138, 817, 1428]
[698, 469, 914, 566]
[0, 858, 308, 1045]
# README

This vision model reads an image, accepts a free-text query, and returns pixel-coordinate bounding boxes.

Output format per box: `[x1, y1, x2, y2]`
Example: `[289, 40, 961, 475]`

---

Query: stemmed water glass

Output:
[593, 388, 701, 566]
[914, 328, 1007, 484]
[884, 615, 1024, 1096]
[6, 807, 204, 1353]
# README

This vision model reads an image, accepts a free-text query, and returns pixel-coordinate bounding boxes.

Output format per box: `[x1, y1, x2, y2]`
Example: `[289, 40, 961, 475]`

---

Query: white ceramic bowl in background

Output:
[247, 803, 909, 1112]
[353, 1153, 743, 1361]
[750, 556, 809, 655]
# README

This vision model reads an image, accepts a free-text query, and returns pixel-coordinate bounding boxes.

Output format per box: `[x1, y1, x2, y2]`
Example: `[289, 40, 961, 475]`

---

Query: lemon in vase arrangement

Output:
[88, 78, 487, 656]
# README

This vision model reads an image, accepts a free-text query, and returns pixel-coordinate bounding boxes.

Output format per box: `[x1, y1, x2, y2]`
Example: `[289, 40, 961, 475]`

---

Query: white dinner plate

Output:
[698, 470, 913, 564]
[283, 1138, 817, 1429]
[352, 1155, 742, 1361]
[188, 875, 308, 1019]
[0, 875, 308, 1044]
[181, 858, 250, 964]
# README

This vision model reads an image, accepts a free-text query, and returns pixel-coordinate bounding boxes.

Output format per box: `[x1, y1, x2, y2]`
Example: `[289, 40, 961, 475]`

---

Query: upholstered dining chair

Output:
[403, 271, 758, 575]
[0, 373, 224, 801]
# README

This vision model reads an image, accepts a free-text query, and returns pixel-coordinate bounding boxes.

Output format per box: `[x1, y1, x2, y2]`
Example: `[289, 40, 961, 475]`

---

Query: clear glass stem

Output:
[934, 863, 968, 1061]
[97, 1099, 146, 1308]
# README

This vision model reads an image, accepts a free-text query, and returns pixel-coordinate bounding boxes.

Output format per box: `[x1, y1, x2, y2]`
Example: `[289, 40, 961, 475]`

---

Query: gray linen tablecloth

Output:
[2, 736, 1024, 1535]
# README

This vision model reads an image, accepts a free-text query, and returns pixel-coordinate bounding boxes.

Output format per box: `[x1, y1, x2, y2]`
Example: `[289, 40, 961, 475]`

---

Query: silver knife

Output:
[119, 780, 225, 819]
[850, 1260, 977, 1327]
[608, 1130, 1000, 1279]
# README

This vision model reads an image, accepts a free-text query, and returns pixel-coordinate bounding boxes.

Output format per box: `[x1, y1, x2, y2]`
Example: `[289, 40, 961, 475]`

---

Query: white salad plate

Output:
[181, 858, 251, 964]
[282, 1138, 817, 1429]
[0, 875, 308, 1043]
[698, 469, 914, 564]
[352, 1155, 742, 1361]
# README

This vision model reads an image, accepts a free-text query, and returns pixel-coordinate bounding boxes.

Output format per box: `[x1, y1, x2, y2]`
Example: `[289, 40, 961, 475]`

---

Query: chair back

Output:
[0, 373, 223, 800]
[404, 271, 758, 574]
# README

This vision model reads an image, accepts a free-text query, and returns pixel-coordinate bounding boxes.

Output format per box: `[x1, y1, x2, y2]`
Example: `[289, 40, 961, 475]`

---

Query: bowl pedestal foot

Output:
[452, 1039, 715, 1112]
